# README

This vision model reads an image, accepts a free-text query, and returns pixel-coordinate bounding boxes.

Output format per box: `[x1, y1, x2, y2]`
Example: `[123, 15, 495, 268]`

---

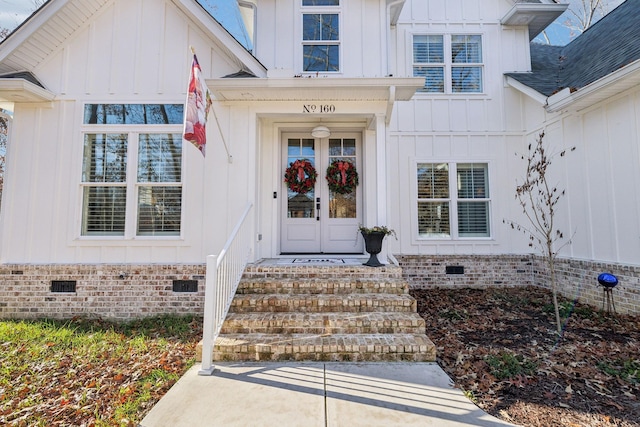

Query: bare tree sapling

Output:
[505, 132, 575, 335]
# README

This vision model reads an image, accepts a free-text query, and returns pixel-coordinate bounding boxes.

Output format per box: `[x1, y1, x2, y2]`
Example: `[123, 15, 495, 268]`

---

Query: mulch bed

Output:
[411, 286, 640, 427]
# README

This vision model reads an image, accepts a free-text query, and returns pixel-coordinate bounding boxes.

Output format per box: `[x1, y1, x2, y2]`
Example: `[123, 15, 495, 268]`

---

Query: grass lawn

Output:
[0, 315, 202, 426]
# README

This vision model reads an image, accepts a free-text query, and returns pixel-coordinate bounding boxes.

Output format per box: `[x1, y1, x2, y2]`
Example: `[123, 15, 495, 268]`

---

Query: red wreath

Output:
[326, 160, 359, 194]
[284, 159, 317, 194]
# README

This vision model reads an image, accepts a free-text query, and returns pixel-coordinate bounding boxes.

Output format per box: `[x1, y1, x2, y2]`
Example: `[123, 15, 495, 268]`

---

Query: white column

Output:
[374, 113, 391, 263]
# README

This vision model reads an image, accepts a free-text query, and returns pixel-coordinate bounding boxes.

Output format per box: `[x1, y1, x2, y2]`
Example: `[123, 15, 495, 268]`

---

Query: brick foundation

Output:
[397, 254, 640, 315]
[2, 256, 639, 319]
[396, 254, 535, 289]
[534, 258, 640, 316]
[0, 264, 205, 320]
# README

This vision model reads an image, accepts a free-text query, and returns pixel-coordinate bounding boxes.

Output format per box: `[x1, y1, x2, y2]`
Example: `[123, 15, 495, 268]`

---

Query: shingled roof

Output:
[506, 0, 640, 97]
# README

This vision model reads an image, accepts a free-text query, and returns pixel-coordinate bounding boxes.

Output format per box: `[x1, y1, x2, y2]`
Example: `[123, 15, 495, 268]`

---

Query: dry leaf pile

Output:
[0, 316, 202, 426]
[412, 286, 640, 427]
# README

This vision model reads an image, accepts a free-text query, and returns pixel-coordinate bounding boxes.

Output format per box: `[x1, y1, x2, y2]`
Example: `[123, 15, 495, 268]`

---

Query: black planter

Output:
[361, 231, 386, 267]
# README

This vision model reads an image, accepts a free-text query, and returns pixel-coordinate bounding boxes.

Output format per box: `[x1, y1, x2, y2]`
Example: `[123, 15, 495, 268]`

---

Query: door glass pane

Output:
[327, 138, 357, 219]
[287, 138, 316, 218]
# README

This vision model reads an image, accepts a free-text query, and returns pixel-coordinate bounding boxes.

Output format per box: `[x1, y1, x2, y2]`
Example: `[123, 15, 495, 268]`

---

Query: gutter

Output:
[545, 58, 640, 113]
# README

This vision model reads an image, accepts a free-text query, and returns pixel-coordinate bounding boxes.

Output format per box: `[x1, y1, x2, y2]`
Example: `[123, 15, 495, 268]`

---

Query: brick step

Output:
[243, 265, 404, 280]
[220, 312, 426, 334]
[236, 278, 408, 295]
[229, 293, 417, 313]
[204, 333, 436, 362]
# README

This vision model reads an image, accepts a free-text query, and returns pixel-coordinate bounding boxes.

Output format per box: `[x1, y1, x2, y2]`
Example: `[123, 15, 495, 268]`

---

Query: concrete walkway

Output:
[141, 362, 517, 427]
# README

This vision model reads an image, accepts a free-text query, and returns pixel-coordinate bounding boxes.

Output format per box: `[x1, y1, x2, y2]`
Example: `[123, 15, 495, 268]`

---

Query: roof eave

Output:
[0, 0, 71, 66]
[501, 3, 569, 40]
[0, 78, 56, 103]
[546, 59, 640, 113]
[173, 0, 267, 78]
[505, 75, 548, 105]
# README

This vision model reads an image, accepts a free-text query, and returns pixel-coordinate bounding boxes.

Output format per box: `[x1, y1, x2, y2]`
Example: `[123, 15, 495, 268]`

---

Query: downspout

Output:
[386, 0, 404, 77]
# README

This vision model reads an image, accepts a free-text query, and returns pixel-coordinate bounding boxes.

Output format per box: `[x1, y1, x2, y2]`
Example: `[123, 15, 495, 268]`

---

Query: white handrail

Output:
[199, 203, 253, 375]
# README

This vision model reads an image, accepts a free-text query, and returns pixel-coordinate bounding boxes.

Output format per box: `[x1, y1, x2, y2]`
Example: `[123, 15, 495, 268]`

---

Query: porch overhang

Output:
[207, 77, 423, 124]
[501, 2, 568, 40]
[207, 77, 424, 102]
[0, 78, 55, 103]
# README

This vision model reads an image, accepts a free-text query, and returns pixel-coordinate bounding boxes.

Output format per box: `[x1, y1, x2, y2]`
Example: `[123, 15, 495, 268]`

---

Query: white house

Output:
[0, 0, 638, 319]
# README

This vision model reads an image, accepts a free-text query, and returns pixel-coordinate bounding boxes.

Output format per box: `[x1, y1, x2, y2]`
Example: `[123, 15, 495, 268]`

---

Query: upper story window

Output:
[302, 0, 340, 72]
[417, 162, 490, 238]
[413, 34, 483, 93]
[81, 104, 183, 237]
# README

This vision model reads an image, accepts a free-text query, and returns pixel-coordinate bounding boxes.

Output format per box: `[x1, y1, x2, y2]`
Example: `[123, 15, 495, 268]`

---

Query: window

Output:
[81, 104, 183, 237]
[417, 163, 490, 238]
[413, 34, 483, 93]
[302, 0, 340, 72]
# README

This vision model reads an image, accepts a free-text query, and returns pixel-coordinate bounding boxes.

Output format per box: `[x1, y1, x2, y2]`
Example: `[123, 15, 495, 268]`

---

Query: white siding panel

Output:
[432, 99, 450, 131]
[415, 135, 434, 158]
[396, 136, 416, 253]
[433, 135, 452, 158]
[451, 135, 469, 157]
[561, 115, 591, 261]
[445, 0, 463, 21]
[413, 100, 432, 132]
[410, 1, 429, 22]
[396, 101, 416, 130]
[582, 108, 616, 261]
[461, 0, 481, 21]
[427, 1, 445, 21]
[503, 87, 525, 132]
[469, 135, 489, 157]
[450, 99, 468, 132]
[606, 98, 640, 264]
[466, 99, 486, 131]
[76, 246, 101, 262]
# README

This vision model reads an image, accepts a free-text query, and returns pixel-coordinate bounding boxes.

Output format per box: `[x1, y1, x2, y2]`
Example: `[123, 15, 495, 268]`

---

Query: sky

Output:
[0, 0, 34, 32]
[0, 0, 628, 47]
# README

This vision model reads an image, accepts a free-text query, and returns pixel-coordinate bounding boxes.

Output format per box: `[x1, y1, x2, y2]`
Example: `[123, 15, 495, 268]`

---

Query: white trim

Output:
[170, 0, 267, 77]
[546, 59, 640, 113]
[410, 32, 486, 95]
[0, 78, 56, 103]
[504, 75, 547, 105]
[412, 159, 494, 243]
[207, 77, 423, 102]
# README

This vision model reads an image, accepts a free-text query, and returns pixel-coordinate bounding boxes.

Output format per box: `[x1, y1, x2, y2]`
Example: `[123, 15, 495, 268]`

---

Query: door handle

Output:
[316, 198, 320, 221]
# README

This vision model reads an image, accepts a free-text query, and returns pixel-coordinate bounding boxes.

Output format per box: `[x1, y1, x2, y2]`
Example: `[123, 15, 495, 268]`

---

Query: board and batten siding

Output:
[522, 87, 640, 267]
[0, 0, 254, 264]
[383, 0, 532, 256]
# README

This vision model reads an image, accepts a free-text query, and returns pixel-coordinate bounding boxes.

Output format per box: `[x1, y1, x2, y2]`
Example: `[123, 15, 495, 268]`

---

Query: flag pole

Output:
[211, 103, 233, 164]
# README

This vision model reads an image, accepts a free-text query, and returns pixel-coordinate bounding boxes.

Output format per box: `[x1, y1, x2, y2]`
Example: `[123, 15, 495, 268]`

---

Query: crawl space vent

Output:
[173, 280, 198, 293]
[445, 265, 465, 275]
[51, 280, 77, 293]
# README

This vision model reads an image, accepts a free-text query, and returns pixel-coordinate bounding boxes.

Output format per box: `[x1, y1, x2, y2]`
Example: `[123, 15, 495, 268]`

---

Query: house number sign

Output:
[302, 104, 336, 113]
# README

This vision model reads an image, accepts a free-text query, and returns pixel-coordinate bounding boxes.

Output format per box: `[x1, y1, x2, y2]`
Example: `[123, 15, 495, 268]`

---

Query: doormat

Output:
[291, 258, 345, 264]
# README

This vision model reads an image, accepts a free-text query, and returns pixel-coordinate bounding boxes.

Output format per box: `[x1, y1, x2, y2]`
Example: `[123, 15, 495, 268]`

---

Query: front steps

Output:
[197, 263, 436, 363]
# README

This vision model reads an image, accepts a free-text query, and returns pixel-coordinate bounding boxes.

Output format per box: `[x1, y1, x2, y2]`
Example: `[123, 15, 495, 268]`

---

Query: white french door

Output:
[280, 132, 362, 254]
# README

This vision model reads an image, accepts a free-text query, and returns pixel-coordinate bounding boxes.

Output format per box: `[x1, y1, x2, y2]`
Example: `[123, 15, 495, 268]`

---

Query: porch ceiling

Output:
[206, 77, 424, 102]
